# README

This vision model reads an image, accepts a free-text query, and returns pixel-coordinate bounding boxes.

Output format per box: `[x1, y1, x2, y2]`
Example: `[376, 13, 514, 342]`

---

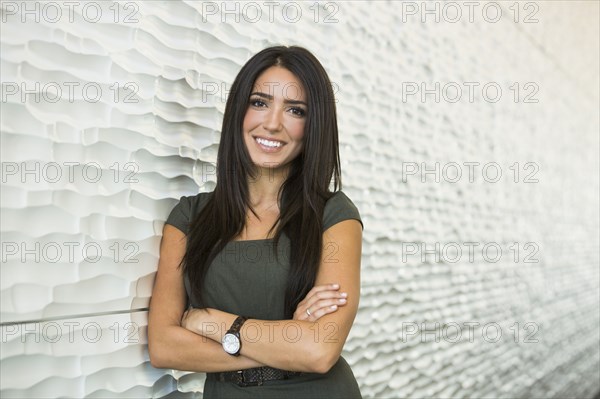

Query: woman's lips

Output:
[254, 136, 285, 153]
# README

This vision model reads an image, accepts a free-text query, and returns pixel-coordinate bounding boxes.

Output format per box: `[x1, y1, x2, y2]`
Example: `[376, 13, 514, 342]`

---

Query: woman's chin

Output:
[249, 160, 293, 176]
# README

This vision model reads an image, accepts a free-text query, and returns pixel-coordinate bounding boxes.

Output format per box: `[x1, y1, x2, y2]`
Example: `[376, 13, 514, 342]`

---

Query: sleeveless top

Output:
[165, 190, 364, 398]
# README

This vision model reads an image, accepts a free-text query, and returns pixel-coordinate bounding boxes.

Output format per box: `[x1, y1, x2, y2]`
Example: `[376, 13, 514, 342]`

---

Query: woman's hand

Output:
[293, 283, 348, 321]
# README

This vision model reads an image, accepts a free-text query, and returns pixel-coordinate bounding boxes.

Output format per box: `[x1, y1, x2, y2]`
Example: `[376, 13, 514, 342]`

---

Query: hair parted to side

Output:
[181, 45, 341, 319]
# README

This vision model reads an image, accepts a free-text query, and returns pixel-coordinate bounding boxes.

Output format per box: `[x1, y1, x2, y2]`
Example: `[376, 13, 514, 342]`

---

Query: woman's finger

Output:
[305, 303, 341, 321]
[297, 284, 340, 308]
[293, 284, 345, 321]
[303, 297, 348, 321]
[304, 289, 347, 310]
[304, 283, 340, 300]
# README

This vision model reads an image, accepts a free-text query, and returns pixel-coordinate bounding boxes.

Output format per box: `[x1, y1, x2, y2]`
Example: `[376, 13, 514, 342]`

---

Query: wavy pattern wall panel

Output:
[1, 1, 599, 398]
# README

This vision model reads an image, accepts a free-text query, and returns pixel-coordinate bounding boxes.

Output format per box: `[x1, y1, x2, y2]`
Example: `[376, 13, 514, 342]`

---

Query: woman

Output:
[148, 45, 364, 398]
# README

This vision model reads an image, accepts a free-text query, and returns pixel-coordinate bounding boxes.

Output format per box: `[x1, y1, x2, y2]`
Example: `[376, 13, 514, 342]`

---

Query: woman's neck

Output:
[247, 165, 289, 207]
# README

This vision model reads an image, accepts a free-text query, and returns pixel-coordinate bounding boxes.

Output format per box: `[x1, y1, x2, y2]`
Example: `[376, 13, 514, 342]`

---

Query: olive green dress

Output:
[165, 190, 364, 398]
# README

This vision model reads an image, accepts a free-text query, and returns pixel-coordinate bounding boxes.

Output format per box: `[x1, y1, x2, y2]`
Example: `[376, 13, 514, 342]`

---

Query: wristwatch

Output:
[222, 316, 249, 356]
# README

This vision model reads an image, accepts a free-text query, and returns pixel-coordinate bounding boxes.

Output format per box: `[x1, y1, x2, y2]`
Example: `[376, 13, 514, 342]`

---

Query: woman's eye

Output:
[249, 98, 266, 107]
[290, 107, 306, 117]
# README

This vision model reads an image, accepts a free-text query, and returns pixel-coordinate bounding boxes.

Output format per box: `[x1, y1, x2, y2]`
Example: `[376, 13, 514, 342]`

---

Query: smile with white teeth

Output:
[255, 137, 283, 147]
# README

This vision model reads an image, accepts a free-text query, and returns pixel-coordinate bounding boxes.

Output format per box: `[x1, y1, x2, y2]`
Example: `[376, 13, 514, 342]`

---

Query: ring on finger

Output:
[306, 308, 312, 317]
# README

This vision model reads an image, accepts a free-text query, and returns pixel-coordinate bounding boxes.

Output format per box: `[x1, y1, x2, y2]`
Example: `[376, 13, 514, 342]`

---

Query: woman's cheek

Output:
[291, 122, 306, 139]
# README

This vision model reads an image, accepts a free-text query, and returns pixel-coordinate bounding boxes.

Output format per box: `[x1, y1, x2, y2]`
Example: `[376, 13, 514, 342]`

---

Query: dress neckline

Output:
[228, 238, 276, 244]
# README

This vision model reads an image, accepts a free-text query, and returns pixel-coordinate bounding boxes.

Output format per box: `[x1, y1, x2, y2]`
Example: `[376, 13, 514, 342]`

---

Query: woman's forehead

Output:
[252, 67, 306, 101]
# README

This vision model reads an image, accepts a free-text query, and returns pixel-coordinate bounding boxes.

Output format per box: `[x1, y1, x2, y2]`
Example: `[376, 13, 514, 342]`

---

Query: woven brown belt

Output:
[214, 366, 304, 387]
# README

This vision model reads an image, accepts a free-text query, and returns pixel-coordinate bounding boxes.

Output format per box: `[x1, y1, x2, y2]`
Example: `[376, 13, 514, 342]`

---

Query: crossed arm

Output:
[147, 219, 362, 374]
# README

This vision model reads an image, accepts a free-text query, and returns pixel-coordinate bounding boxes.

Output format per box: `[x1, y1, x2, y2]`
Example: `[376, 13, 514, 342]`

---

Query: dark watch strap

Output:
[227, 316, 249, 334]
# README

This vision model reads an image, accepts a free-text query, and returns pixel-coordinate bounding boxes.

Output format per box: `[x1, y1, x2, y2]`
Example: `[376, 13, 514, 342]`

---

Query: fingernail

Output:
[331, 305, 337, 309]
[332, 284, 339, 288]
[341, 292, 348, 297]
[339, 298, 346, 303]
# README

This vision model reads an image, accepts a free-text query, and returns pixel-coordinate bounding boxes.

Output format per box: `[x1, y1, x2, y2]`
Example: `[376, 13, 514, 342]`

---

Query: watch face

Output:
[223, 333, 240, 354]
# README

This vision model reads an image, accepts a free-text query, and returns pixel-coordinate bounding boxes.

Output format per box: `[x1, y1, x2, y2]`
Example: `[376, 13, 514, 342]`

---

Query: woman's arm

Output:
[183, 219, 363, 374]
[147, 224, 267, 372]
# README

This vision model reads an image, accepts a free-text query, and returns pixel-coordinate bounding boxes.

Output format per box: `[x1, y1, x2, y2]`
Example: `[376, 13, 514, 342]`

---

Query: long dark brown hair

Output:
[180, 45, 341, 319]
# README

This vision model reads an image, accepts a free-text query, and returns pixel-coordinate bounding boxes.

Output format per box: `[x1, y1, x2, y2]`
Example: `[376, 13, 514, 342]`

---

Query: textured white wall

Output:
[1, 1, 599, 398]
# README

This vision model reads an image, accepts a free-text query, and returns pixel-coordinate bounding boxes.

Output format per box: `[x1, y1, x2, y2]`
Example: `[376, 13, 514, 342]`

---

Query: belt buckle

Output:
[238, 368, 263, 387]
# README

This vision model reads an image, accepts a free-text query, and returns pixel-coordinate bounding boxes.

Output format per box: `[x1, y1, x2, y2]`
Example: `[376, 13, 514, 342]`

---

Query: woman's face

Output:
[242, 66, 307, 173]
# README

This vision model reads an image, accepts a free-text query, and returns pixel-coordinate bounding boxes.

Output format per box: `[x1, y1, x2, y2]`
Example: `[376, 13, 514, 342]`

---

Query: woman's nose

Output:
[263, 107, 283, 132]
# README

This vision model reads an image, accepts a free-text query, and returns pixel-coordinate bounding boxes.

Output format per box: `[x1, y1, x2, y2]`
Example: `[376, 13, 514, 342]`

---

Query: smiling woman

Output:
[243, 66, 307, 176]
[148, 45, 364, 398]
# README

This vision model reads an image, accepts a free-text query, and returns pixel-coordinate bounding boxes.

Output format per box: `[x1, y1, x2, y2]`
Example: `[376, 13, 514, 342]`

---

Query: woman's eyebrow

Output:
[250, 91, 307, 106]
